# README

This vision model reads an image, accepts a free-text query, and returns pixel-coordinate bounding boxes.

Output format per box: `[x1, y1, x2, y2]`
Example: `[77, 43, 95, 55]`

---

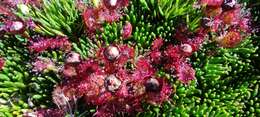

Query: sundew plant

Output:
[0, 0, 259, 117]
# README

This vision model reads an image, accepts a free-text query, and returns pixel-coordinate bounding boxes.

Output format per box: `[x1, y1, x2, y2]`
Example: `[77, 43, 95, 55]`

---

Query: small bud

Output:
[222, 0, 236, 11]
[104, 46, 120, 61]
[11, 21, 24, 31]
[105, 74, 121, 92]
[109, 0, 117, 6]
[65, 52, 81, 63]
[103, 0, 118, 9]
[216, 31, 241, 48]
[203, 6, 223, 17]
[6, 21, 25, 34]
[200, 0, 224, 6]
[201, 17, 213, 28]
[145, 78, 160, 92]
[181, 44, 193, 53]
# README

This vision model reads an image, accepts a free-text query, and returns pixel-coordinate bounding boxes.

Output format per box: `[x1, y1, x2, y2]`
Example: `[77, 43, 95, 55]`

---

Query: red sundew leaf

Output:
[83, 6, 123, 34]
[0, 58, 5, 70]
[104, 71, 130, 98]
[173, 24, 195, 42]
[151, 37, 164, 50]
[118, 0, 129, 7]
[122, 22, 132, 39]
[94, 105, 115, 117]
[184, 32, 206, 52]
[104, 62, 117, 74]
[174, 29, 189, 42]
[94, 92, 113, 105]
[125, 80, 146, 98]
[61, 64, 77, 78]
[115, 68, 129, 81]
[83, 8, 101, 33]
[221, 6, 241, 25]
[119, 45, 135, 58]
[209, 17, 222, 32]
[115, 79, 132, 98]
[117, 45, 135, 66]
[203, 6, 223, 17]
[94, 98, 142, 117]
[82, 82, 110, 105]
[98, 8, 121, 23]
[115, 82, 128, 98]
[94, 102, 135, 117]
[150, 50, 162, 64]
[28, 36, 71, 53]
[0, 5, 14, 17]
[238, 17, 251, 33]
[132, 58, 155, 82]
[53, 53, 174, 117]
[136, 58, 152, 71]
[136, 58, 155, 75]
[164, 45, 182, 62]
[200, 0, 224, 7]
[151, 32, 206, 73]
[76, 59, 100, 78]
[175, 62, 196, 84]
[216, 30, 242, 48]
[81, 74, 114, 105]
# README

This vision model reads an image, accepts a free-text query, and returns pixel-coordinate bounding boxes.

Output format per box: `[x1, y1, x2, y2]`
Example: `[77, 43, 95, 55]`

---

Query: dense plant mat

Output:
[0, 0, 259, 117]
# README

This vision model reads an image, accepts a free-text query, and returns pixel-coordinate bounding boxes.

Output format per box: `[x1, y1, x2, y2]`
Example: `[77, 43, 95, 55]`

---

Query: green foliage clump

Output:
[17, 0, 82, 38]
[0, 35, 63, 115]
[72, 36, 99, 59]
[0, 35, 30, 116]
[121, 0, 202, 49]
